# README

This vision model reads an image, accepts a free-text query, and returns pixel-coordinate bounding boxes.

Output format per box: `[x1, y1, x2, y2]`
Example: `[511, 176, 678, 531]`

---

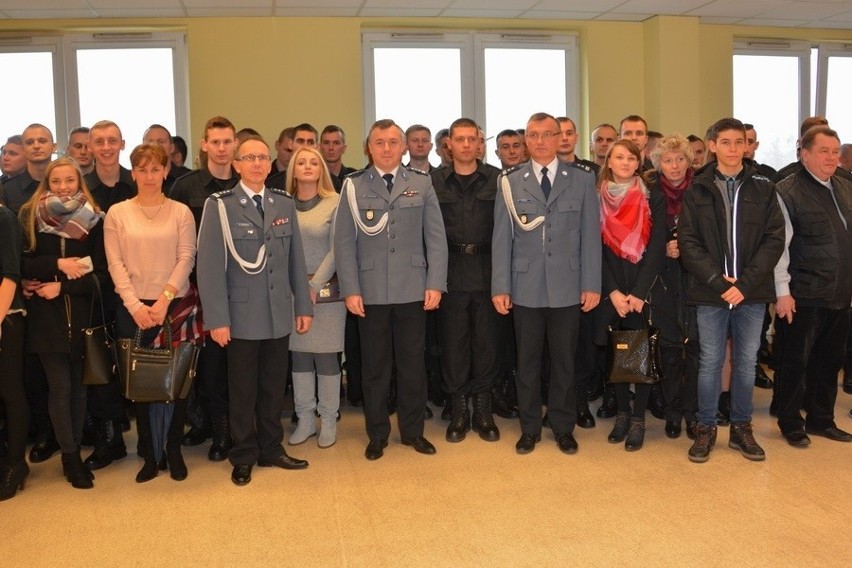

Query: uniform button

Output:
[389, 205, 394, 210]
[547, 237, 552, 242]
[546, 208, 551, 214]
[270, 285, 274, 289]
[546, 223, 551, 228]
[390, 248, 395, 253]
[267, 236, 271, 241]
[390, 220, 395, 224]
[547, 252, 552, 257]
[390, 234, 395, 239]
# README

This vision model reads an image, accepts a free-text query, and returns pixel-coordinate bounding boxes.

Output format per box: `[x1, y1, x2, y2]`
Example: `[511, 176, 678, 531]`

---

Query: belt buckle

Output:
[464, 244, 476, 255]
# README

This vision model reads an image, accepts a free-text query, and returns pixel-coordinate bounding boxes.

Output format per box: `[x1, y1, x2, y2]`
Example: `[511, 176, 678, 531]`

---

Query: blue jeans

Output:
[696, 303, 765, 425]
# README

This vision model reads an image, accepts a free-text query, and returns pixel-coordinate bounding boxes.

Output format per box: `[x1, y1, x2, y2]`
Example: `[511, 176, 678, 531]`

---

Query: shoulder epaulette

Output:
[752, 174, 771, 183]
[501, 164, 525, 176]
[404, 166, 429, 176]
[347, 169, 367, 179]
[269, 187, 290, 197]
[567, 161, 592, 173]
[210, 189, 234, 199]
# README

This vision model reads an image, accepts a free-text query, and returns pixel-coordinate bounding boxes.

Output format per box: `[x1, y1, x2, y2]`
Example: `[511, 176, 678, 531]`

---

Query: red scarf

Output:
[599, 177, 651, 264]
[658, 167, 693, 230]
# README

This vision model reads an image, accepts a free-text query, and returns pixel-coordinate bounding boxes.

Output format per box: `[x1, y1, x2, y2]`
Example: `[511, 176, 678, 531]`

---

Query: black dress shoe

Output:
[401, 436, 436, 455]
[754, 365, 774, 389]
[781, 429, 811, 447]
[181, 426, 212, 447]
[258, 453, 309, 470]
[135, 460, 159, 483]
[665, 420, 682, 439]
[492, 392, 519, 419]
[29, 437, 60, 463]
[365, 439, 388, 461]
[231, 464, 252, 486]
[805, 426, 852, 442]
[556, 433, 578, 455]
[576, 406, 596, 429]
[515, 433, 540, 454]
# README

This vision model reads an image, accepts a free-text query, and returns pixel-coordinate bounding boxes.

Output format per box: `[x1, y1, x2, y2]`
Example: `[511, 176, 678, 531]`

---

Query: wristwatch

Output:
[162, 289, 175, 301]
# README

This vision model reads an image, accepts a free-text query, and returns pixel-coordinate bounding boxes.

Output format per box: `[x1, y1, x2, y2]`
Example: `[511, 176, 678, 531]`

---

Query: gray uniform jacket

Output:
[196, 186, 312, 340]
[492, 161, 601, 308]
[334, 166, 448, 305]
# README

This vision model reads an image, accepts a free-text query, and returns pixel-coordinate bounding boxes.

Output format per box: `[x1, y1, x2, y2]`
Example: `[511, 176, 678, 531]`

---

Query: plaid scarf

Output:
[37, 191, 102, 240]
[599, 177, 651, 264]
[153, 283, 206, 348]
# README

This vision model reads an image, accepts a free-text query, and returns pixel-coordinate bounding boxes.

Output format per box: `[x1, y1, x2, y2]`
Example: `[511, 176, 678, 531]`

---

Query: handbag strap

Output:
[88, 274, 108, 327]
[134, 316, 173, 351]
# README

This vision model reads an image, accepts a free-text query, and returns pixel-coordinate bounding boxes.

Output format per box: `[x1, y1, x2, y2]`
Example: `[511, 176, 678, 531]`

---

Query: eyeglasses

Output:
[525, 131, 557, 141]
[236, 154, 271, 163]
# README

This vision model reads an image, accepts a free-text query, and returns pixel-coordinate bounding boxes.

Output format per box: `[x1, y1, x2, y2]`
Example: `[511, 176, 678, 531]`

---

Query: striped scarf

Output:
[153, 283, 206, 348]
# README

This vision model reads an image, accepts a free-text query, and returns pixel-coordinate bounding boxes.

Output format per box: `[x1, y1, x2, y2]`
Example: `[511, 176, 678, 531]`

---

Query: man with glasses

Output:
[197, 135, 313, 486]
[334, 119, 447, 461]
[492, 112, 601, 455]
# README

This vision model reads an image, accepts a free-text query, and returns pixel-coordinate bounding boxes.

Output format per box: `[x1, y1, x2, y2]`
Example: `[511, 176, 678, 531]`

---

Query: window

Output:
[0, 31, 188, 165]
[735, 40, 852, 169]
[364, 31, 579, 167]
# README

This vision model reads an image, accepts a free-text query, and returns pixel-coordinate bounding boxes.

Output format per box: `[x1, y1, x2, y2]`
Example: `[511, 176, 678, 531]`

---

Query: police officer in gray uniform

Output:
[492, 112, 602, 456]
[334, 119, 448, 461]
[197, 135, 313, 486]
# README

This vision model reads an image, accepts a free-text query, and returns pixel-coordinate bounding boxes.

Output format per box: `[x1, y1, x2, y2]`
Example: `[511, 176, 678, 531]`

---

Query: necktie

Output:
[252, 194, 264, 220]
[382, 173, 394, 193]
[541, 167, 551, 200]
[726, 177, 735, 206]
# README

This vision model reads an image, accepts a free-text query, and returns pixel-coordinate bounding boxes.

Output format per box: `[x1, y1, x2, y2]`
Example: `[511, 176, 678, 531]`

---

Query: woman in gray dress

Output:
[285, 147, 345, 448]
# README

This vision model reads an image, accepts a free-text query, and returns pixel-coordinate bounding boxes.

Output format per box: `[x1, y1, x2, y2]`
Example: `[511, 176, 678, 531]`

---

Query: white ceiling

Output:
[1, 0, 852, 28]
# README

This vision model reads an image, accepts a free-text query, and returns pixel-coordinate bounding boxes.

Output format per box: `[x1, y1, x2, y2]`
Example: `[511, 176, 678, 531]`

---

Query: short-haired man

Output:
[646, 130, 663, 156]
[320, 124, 357, 191]
[405, 124, 434, 172]
[678, 117, 785, 463]
[619, 115, 654, 172]
[170, 116, 240, 459]
[197, 135, 313, 486]
[840, 143, 852, 174]
[556, 117, 600, 176]
[266, 123, 319, 190]
[774, 126, 852, 446]
[271, 127, 295, 175]
[83, 120, 136, 471]
[0, 124, 55, 214]
[492, 112, 601, 455]
[687, 134, 707, 169]
[143, 124, 192, 193]
[772, 116, 846, 183]
[1, 135, 27, 183]
[742, 123, 777, 179]
[435, 128, 452, 167]
[334, 119, 448, 461]
[66, 127, 94, 175]
[590, 123, 618, 168]
[495, 129, 524, 170]
[172, 135, 188, 168]
[432, 118, 502, 443]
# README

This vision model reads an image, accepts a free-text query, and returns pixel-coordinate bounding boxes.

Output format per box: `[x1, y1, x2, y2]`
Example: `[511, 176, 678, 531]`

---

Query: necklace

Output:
[136, 195, 165, 222]
[295, 193, 322, 212]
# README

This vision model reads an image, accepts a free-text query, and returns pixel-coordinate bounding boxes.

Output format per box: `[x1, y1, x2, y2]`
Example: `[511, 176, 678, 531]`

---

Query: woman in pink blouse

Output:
[104, 144, 196, 483]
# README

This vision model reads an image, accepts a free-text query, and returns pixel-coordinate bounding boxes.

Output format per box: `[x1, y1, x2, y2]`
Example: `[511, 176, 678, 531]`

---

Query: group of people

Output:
[0, 109, 849, 500]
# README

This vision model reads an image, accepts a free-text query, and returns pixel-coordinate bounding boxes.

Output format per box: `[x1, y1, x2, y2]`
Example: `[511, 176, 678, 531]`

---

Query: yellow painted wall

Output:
[2, 16, 851, 159]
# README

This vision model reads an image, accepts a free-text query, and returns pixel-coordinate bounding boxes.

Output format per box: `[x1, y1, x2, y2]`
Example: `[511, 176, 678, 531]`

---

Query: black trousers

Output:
[437, 290, 503, 396]
[39, 352, 87, 454]
[194, 341, 229, 419]
[775, 306, 850, 432]
[0, 313, 29, 465]
[24, 354, 51, 438]
[358, 302, 427, 442]
[513, 304, 579, 436]
[659, 339, 699, 423]
[226, 336, 289, 466]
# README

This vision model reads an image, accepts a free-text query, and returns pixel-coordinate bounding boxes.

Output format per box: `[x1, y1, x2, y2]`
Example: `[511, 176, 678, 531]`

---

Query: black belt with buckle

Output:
[449, 242, 491, 255]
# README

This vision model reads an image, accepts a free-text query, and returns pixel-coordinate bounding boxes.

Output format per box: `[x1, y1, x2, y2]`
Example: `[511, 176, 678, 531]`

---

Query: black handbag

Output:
[117, 319, 200, 402]
[312, 272, 342, 303]
[81, 277, 117, 386]
[606, 308, 662, 385]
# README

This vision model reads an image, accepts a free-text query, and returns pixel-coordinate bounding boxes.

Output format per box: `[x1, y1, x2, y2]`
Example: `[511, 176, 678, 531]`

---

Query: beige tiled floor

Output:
[2, 385, 850, 568]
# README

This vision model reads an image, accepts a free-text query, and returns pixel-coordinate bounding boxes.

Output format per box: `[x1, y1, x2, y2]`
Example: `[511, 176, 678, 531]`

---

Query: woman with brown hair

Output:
[19, 157, 106, 489]
[104, 144, 196, 483]
[595, 139, 666, 451]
